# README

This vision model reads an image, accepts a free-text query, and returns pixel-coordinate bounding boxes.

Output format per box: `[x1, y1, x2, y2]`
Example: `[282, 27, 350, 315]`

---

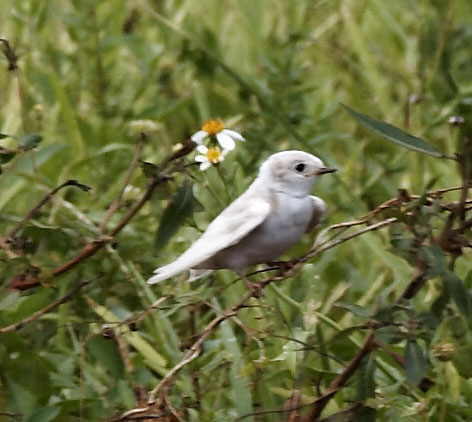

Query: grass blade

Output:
[343, 104, 445, 157]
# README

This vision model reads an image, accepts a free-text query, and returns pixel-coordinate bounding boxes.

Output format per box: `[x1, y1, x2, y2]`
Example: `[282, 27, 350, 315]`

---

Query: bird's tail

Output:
[147, 263, 184, 284]
[147, 250, 212, 284]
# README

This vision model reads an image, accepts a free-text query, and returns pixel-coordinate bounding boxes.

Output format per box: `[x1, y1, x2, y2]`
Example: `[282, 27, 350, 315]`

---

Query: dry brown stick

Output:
[98, 135, 146, 232]
[0, 37, 18, 71]
[52, 174, 166, 279]
[7, 179, 91, 240]
[0, 279, 91, 334]
[302, 330, 376, 422]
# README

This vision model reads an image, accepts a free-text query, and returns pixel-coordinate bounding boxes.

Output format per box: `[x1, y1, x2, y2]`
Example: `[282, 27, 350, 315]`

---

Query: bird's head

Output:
[259, 150, 336, 196]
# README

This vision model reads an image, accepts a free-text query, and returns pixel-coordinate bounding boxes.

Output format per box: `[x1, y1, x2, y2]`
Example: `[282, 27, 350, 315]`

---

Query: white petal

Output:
[195, 155, 207, 162]
[221, 149, 230, 157]
[191, 130, 208, 144]
[196, 144, 208, 154]
[200, 161, 211, 171]
[216, 132, 236, 150]
[222, 129, 245, 142]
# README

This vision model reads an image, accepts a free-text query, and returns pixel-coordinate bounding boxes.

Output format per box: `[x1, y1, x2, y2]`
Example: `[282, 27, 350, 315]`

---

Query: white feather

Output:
[147, 199, 271, 284]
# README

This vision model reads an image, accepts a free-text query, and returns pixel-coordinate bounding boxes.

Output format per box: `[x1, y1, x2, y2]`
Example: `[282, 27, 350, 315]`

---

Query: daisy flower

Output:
[191, 119, 245, 151]
[194, 145, 228, 171]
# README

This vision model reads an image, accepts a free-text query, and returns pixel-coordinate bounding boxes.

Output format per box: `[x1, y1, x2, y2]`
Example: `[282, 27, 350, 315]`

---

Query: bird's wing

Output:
[147, 196, 271, 284]
[305, 195, 326, 233]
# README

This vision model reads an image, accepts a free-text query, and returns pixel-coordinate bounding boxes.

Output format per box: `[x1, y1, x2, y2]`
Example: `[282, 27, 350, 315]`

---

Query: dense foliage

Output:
[1, 1, 472, 421]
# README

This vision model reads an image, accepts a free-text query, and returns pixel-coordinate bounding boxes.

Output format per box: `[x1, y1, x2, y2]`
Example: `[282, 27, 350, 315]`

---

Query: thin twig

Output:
[0, 37, 18, 71]
[52, 174, 166, 279]
[0, 279, 92, 334]
[7, 179, 91, 240]
[302, 330, 376, 421]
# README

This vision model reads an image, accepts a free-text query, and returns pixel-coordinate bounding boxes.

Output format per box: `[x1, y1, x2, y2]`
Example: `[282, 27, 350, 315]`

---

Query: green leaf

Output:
[443, 272, 472, 321]
[405, 340, 427, 385]
[86, 335, 124, 379]
[116, 380, 136, 409]
[418, 245, 447, 277]
[374, 326, 404, 344]
[444, 361, 461, 402]
[26, 406, 60, 422]
[18, 134, 42, 151]
[219, 319, 254, 420]
[453, 345, 472, 378]
[431, 281, 450, 317]
[155, 181, 195, 249]
[86, 297, 167, 375]
[49, 72, 85, 157]
[356, 354, 376, 401]
[8, 381, 37, 417]
[342, 105, 444, 157]
[335, 301, 373, 318]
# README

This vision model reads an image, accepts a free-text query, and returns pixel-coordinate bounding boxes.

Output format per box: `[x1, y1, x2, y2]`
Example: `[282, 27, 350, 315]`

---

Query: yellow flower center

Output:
[206, 148, 222, 164]
[202, 119, 224, 135]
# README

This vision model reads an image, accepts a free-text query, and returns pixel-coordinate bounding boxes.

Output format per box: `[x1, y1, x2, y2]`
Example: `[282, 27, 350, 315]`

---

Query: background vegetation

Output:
[1, 0, 472, 421]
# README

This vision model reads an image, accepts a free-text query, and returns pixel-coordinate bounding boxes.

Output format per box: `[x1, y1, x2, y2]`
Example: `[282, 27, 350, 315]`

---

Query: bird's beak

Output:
[304, 167, 337, 177]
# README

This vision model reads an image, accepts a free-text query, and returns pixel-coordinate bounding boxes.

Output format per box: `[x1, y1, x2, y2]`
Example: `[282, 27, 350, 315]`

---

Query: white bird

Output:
[147, 150, 336, 290]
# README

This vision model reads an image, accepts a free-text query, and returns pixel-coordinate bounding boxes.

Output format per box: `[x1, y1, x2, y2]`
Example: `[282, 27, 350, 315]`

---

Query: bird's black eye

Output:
[295, 163, 305, 173]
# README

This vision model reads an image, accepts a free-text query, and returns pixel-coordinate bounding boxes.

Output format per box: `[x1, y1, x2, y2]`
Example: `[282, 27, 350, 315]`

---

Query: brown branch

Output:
[0, 279, 91, 334]
[7, 179, 91, 240]
[0, 37, 18, 71]
[8, 141, 195, 290]
[400, 260, 427, 300]
[52, 173, 166, 279]
[303, 330, 376, 422]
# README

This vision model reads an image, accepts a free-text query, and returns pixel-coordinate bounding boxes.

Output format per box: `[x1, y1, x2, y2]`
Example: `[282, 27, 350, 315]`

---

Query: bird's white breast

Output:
[199, 190, 313, 271]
